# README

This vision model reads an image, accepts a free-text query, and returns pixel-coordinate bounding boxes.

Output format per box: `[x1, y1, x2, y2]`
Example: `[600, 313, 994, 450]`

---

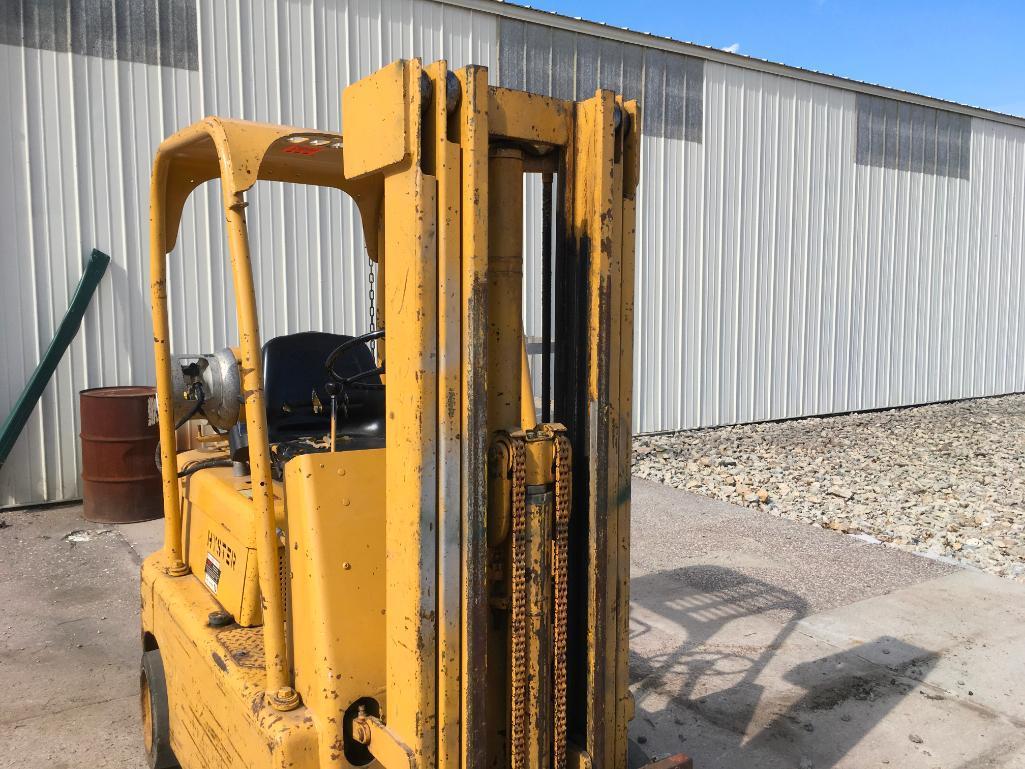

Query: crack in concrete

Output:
[110, 526, 147, 566]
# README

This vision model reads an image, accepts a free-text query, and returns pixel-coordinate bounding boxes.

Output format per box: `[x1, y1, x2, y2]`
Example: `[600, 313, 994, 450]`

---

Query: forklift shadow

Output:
[628, 566, 937, 769]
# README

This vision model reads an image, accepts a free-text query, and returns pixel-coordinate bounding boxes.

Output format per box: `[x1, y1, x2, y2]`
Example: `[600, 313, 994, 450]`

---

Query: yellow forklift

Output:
[140, 59, 690, 769]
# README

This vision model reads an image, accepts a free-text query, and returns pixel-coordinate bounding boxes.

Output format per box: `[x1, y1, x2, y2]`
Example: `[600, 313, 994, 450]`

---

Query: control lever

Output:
[325, 381, 339, 452]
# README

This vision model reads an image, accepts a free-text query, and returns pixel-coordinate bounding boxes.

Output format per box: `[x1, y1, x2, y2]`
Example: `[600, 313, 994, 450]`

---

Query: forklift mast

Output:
[141, 59, 680, 769]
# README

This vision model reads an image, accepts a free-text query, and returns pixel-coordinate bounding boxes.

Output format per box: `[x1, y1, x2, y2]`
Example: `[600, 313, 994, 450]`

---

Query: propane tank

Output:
[169, 347, 242, 430]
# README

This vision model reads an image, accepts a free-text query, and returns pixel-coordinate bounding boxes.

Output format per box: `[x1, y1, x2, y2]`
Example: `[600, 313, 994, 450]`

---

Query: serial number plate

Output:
[204, 554, 221, 593]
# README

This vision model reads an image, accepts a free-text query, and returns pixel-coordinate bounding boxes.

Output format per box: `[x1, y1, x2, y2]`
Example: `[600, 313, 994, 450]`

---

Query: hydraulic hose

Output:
[153, 382, 231, 476]
[176, 456, 233, 478]
[176, 383, 206, 429]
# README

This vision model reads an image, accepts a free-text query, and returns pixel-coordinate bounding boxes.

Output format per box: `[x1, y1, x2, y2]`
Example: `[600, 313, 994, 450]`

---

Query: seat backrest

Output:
[262, 331, 383, 442]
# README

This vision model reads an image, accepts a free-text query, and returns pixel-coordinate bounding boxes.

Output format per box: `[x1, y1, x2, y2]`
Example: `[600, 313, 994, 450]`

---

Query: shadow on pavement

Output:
[630, 566, 936, 768]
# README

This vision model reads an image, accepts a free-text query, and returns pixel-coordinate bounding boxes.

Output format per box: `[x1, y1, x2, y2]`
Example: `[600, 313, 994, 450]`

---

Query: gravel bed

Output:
[633, 395, 1025, 582]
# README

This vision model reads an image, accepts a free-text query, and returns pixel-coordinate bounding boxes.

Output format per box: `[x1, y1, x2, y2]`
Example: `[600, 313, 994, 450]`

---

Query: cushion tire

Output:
[140, 649, 179, 769]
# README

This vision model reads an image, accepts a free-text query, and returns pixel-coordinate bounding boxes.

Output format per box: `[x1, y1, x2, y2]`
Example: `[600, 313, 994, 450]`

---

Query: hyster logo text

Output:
[207, 531, 237, 569]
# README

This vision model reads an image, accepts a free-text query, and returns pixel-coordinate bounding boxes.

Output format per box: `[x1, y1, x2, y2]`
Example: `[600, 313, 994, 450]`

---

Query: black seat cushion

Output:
[262, 331, 384, 443]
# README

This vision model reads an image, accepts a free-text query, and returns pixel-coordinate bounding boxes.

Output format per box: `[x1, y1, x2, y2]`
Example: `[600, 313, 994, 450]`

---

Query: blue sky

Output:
[530, 1, 1025, 117]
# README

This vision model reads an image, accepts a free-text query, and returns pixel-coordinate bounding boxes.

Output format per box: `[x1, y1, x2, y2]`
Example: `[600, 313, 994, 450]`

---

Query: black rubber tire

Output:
[140, 649, 179, 769]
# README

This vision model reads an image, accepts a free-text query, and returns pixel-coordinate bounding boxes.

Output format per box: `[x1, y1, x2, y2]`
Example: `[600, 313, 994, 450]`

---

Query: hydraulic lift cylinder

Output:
[487, 148, 524, 435]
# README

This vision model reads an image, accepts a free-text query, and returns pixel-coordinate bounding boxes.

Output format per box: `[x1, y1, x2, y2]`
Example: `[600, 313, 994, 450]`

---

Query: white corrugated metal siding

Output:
[0, 0, 495, 507]
[3, 0, 1025, 506]
[634, 63, 1025, 433]
[497, 17, 1025, 434]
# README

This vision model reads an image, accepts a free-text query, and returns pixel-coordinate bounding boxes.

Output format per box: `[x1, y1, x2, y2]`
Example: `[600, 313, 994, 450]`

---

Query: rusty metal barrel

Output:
[80, 386, 163, 523]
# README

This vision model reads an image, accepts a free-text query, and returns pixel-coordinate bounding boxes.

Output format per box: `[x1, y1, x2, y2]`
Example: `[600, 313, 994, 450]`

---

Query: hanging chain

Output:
[503, 430, 570, 769]
[367, 253, 377, 354]
[508, 436, 528, 769]
[552, 433, 572, 769]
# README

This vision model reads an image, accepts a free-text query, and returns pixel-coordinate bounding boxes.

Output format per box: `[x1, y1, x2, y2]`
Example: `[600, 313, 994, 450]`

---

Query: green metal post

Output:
[0, 249, 111, 469]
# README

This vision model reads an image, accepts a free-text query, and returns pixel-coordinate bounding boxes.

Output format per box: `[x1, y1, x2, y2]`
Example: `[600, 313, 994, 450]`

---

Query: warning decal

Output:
[204, 553, 221, 593]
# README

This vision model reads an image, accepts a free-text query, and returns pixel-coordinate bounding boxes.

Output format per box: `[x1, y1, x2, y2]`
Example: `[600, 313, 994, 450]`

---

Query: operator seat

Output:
[261, 331, 384, 445]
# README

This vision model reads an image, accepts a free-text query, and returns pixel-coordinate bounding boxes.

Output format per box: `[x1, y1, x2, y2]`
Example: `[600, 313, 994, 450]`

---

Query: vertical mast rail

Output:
[456, 65, 491, 769]
[571, 90, 622, 769]
[385, 62, 439, 769]
[428, 60, 464, 769]
[614, 97, 641, 767]
[343, 59, 441, 769]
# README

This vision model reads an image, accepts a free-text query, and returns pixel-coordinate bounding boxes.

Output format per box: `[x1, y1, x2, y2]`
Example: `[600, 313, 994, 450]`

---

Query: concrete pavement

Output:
[629, 479, 1025, 768]
[1, 480, 1023, 768]
[0, 505, 150, 769]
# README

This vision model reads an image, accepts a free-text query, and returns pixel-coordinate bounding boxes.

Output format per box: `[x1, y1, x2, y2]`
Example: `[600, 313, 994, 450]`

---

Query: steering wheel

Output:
[325, 329, 386, 390]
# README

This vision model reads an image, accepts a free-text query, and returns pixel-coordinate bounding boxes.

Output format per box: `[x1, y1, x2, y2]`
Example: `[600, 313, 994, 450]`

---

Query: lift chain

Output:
[509, 435, 528, 769]
[367, 252, 377, 354]
[552, 433, 572, 769]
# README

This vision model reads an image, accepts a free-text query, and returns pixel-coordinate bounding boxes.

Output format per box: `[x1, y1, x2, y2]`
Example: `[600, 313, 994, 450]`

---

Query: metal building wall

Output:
[0, 0, 496, 507]
[497, 17, 1025, 435]
[643, 66, 1025, 433]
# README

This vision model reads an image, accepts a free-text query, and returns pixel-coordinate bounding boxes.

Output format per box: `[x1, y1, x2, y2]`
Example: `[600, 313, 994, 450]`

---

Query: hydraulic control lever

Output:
[325, 381, 339, 452]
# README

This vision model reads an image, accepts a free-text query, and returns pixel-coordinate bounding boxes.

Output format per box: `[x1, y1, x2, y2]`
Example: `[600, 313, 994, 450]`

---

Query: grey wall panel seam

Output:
[434, 0, 1025, 130]
[0, 0, 200, 71]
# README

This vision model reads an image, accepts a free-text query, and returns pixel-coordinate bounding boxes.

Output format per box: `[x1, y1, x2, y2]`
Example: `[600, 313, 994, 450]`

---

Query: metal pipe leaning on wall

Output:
[0, 248, 110, 470]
